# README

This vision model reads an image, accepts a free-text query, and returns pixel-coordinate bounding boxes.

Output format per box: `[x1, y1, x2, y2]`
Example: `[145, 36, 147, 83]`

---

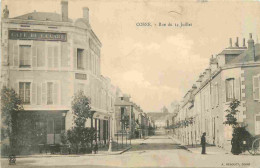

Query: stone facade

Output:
[172, 35, 260, 151]
[0, 2, 115, 150]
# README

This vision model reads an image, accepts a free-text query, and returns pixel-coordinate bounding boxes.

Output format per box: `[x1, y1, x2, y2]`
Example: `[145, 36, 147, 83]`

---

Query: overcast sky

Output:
[2, 0, 260, 112]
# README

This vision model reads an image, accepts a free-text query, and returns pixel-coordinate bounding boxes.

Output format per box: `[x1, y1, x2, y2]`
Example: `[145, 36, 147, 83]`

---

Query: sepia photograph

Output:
[0, 0, 260, 167]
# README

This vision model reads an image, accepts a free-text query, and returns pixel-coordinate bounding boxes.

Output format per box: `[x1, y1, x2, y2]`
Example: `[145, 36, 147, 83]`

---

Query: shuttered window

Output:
[256, 116, 260, 135]
[47, 82, 54, 105]
[19, 82, 31, 104]
[253, 76, 260, 100]
[19, 45, 31, 68]
[226, 78, 235, 102]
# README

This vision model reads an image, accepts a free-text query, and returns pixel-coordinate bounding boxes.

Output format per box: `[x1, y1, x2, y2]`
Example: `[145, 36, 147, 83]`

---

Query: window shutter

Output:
[48, 46, 53, 68]
[53, 82, 58, 105]
[32, 82, 37, 105]
[32, 45, 37, 67]
[15, 82, 19, 96]
[54, 46, 58, 68]
[253, 76, 260, 100]
[74, 48, 77, 70]
[37, 46, 45, 67]
[9, 43, 13, 66]
[14, 45, 18, 66]
[37, 83, 42, 105]
[42, 82, 47, 105]
[235, 78, 241, 100]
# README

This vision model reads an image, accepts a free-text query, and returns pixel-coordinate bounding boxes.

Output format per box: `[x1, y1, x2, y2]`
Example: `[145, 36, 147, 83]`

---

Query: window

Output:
[19, 45, 31, 67]
[19, 82, 31, 104]
[253, 75, 260, 100]
[77, 49, 84, 69]
[226, 78, 235, 102]
[47, 82, 54, 104]
[216, 83, 219, 105]
[256, 116, 260, 135]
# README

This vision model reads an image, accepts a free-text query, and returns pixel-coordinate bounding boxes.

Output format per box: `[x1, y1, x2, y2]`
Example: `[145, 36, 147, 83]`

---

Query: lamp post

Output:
[108, 111, 113, 153]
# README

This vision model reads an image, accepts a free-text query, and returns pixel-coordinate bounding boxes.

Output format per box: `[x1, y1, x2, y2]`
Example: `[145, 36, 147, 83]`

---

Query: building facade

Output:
[1, 1, 115, 152]
[172, 35, 260, 150]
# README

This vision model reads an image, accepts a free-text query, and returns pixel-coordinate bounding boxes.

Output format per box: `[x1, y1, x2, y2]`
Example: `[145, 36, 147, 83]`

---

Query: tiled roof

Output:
[13, 12, 72, 22]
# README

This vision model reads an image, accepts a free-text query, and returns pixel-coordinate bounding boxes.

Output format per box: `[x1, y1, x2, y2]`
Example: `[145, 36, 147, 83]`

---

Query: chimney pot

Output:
[235, 37, 239, 47]
[229, 38, 232, 47]
[83, 7, 89, 23]
[61, 0, 68, 22]
[243, 38, 246, 47]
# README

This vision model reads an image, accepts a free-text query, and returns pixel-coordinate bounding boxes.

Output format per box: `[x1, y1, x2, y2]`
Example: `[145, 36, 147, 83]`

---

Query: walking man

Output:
[201, 132, 206, 154]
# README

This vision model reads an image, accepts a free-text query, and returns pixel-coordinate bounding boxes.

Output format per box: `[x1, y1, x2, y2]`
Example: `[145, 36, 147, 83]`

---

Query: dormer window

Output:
[28, 16, 33, 20]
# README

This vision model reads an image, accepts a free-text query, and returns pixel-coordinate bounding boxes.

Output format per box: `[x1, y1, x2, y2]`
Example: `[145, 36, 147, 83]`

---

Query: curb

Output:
[0, 146, 133, 159]
[168, 136, 192, 153]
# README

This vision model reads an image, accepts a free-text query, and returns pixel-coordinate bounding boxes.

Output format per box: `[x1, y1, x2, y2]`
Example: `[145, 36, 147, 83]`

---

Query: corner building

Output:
[1, 1, 114, 150]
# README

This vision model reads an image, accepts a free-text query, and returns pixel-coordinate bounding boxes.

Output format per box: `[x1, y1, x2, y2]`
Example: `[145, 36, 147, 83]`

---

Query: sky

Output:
[2, 0, 260, 112]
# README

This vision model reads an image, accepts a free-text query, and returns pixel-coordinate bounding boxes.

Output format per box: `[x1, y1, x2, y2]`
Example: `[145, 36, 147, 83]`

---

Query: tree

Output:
[223, 99, 240, 126]
[1, 86, 23, 155]
[223, 99, 252, 154]
[66, 91, 95, 154]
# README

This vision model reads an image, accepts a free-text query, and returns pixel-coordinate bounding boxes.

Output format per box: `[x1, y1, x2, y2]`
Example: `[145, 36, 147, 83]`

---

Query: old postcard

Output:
[1, 0, 260, 167]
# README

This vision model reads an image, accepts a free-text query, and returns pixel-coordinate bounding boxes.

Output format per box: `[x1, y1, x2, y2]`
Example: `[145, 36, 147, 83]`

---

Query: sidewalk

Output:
[1, 138, 151, 159]
[168, 135, 229, 155]
[1, 144, 132, 159]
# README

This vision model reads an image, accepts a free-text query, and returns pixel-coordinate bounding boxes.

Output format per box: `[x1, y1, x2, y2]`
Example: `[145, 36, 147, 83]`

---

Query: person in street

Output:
[201, 132, 206, 154]
[231, 133, 242, 155]
[94, 142, 98, 154]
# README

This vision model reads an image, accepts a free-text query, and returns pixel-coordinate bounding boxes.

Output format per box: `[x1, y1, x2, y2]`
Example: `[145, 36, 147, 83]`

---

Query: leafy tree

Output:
[223, 99, 252, 154]
[1, 86, 23, 155]
[66, 91, 95, 153]
[223, 99, 240, 126]
[71, 91, 93, 128]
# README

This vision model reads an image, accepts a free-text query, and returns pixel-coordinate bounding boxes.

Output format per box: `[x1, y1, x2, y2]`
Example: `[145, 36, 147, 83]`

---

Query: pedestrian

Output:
[201, 132, 206, 154]
[231, 133, 241, 155]
[94, 142, 98, 154]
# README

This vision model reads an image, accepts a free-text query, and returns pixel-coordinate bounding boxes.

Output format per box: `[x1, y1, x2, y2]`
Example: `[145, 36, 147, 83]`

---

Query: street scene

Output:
[1, 0, 260, 167]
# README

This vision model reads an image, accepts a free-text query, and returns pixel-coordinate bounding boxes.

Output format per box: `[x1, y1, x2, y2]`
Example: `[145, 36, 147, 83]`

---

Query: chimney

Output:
[229, 38, 232, 47]
[247, 33, 255, 61]
[83, 7, 89, 23]
[61, 0, 68, 22]
[243, 38, 246, 47]
[248, 33, 254, 49]
[210, 55, 218, 72]
[235, 37, 239, 47]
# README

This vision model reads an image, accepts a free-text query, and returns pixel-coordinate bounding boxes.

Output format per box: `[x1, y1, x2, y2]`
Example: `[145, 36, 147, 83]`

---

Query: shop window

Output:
[19, 82, 31, 104]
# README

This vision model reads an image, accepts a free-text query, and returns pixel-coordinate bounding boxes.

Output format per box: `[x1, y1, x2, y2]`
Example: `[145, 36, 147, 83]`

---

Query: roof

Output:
[114, 99, 133, 106]
[229, 44, 260, 64]
[218, 48, 246, 55]
[13, 12, 73, 22]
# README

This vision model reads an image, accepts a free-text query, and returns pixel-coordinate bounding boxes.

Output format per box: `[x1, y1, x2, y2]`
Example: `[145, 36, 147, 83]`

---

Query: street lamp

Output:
[108, 110, 114, 153]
